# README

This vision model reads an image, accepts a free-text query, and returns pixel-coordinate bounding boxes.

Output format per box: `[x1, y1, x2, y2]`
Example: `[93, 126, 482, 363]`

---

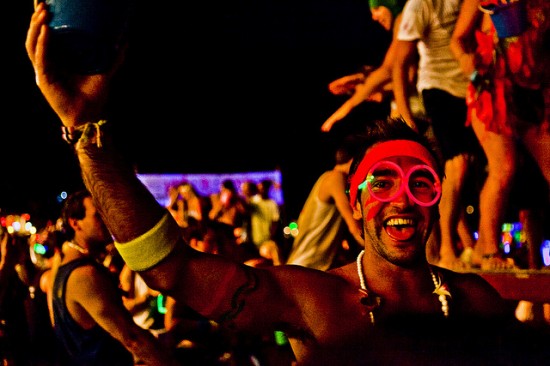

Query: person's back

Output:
[286, 171, 346, 270]
[50, 190, 178, 365]
[398, 0, 468, 98]
[286, 137, 363, 270]
[249, 180, 280, 250]
[53, 257, 134, 365]
[26, 226, 66, 365]
[209, 179, 249, 230]
[179, 181, 211, 225]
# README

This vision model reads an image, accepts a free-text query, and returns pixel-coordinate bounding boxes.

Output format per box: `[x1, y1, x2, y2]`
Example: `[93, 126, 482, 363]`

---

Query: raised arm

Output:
[25, 1, 259, 326]
[450, 0, 481, 78]
[70, 264, 177, 365]
[25, 4, 361, 348]
[321, 14, 404, 133]
[391, 38, 419, 131]
[26, 3, 116, 128]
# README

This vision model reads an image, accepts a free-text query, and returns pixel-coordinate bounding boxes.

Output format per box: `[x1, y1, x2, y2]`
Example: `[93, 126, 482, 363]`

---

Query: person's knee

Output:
[487, 156, 516, 187]
[444, 154, 470, 183]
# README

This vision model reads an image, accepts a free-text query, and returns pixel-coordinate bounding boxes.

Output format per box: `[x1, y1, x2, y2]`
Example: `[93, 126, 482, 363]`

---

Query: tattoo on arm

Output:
[219, 268, 258, 324]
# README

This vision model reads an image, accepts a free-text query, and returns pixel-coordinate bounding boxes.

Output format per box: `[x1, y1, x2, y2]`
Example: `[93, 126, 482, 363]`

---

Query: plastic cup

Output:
[479, 0, 528, 39]
[45, 0, 130, 74]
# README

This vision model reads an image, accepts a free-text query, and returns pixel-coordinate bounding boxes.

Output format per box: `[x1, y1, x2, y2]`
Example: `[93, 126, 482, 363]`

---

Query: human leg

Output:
[456, 210, 475, 265]
[422, 89, 477, 270]
[521, 121, 550, 203]
[437, 154, 471, 270]
[470, 111, 517, 269]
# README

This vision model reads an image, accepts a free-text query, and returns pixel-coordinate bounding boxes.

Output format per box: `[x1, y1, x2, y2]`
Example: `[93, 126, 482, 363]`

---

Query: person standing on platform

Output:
[392, 0, 481, 270]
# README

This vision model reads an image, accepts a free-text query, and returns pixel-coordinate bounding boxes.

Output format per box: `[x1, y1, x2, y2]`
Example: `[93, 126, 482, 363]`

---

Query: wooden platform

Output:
[469, 269, 550, 303]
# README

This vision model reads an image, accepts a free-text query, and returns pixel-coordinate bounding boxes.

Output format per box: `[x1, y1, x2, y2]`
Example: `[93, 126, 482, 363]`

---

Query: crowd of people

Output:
[1, 178, 292, 365]
[1, 0, 550, 365]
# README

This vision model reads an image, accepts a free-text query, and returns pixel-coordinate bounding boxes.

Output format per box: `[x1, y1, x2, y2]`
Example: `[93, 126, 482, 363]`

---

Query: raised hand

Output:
[25, 2, 121, 128]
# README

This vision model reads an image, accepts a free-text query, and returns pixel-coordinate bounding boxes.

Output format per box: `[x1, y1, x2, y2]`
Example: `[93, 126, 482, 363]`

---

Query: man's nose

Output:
[392, 188, 414, 207]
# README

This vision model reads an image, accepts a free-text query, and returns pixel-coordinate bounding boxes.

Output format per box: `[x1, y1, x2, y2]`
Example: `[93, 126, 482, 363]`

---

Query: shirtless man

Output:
[26, 3, 548, 364]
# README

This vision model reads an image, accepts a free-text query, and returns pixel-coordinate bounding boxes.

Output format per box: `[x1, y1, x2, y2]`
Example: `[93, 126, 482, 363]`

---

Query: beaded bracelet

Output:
[61, 120, 107, 148]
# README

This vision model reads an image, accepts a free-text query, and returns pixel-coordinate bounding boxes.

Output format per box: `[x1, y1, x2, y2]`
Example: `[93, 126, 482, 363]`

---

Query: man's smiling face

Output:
[359, 155, 438, 266]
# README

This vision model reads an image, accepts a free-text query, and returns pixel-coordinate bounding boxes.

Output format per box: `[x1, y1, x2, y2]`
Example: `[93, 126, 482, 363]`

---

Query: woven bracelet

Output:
[61, 120, 107, 148]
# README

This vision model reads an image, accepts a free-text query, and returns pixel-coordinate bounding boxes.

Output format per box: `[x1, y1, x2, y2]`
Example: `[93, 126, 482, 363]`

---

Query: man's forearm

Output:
[75, 129, 166, 243]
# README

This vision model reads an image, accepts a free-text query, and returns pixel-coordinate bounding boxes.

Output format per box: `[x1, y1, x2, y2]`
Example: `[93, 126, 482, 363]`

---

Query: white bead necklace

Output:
[66, 241, 89, 255]
[356, 250, 450, 325]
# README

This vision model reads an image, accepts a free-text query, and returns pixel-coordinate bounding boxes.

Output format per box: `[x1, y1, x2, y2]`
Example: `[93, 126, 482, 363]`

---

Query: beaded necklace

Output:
[66, 241, 89, 255]
[356, 250, 450, 325]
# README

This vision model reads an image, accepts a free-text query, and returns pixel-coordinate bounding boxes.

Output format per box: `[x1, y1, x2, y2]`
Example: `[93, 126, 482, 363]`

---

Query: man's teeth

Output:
[386, 218, 414, 226]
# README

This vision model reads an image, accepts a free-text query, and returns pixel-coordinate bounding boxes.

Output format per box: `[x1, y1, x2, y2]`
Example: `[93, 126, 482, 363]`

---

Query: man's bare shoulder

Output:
[267, 263, 360, 310]
[327, 261, 357, 284]
[66, 261, 118, 300]
[320, 169, 347, 193]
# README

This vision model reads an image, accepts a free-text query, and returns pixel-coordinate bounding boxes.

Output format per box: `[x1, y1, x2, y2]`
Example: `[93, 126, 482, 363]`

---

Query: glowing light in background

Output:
[542, 240, 550, 267]
[283, 221, 299, 238]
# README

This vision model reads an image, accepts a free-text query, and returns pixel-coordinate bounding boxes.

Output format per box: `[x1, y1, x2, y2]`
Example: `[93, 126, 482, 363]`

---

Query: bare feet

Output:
[515, 300, 535, 322]
[459, 247, 473, 265]
[480, 255, 517, 270]
[437, 255, 471, 271]
[516, 301, 550, 326]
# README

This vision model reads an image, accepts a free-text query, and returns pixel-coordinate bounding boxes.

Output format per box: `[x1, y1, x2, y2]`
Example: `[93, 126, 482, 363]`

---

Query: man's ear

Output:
[352, 201, 362, 220]
[68, 217, 80, 232]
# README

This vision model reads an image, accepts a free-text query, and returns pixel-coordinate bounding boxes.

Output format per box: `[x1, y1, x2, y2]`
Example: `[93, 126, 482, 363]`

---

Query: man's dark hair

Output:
[335, 134, 364, 165]
[259, 179, 273, 193]
[221, 179, 237, 192]
[348, 117, 444, 192]
[61, 190, 92, 240]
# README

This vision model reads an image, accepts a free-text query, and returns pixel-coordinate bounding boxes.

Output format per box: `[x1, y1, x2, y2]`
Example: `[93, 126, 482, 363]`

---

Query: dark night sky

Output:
[2, 0, 391, 223]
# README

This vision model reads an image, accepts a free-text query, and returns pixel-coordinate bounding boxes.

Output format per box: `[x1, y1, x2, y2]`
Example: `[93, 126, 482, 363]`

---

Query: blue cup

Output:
[45, 0, 130, 74]
[479, 0, 528, 39]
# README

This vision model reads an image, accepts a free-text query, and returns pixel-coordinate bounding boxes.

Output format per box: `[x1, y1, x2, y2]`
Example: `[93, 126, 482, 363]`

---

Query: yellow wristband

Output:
[115, 212, 180, 271]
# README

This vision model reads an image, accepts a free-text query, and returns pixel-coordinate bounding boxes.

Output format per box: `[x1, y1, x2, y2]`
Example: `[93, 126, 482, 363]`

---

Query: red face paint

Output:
[365, 196, 381, 221]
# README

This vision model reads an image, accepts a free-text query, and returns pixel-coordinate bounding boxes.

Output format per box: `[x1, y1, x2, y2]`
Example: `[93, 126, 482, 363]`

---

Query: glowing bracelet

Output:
[114, 212, 180, 271]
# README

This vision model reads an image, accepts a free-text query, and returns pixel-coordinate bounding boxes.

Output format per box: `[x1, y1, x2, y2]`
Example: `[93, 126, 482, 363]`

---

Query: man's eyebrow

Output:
[371, 167, 398, 176]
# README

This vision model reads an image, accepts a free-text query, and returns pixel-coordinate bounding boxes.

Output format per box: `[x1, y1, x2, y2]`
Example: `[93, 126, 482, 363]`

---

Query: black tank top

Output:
[52, 257, 133, 366]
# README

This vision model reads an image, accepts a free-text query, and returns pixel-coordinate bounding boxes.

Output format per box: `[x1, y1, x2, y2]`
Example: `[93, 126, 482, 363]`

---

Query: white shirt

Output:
[397, 0, 469, 98]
